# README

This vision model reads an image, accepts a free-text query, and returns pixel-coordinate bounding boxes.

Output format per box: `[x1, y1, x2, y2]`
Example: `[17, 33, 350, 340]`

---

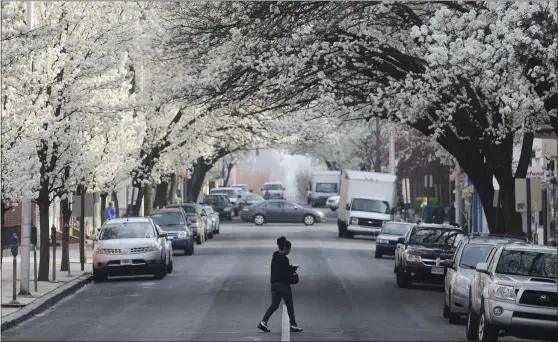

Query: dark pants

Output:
[262, 283, 296, 325]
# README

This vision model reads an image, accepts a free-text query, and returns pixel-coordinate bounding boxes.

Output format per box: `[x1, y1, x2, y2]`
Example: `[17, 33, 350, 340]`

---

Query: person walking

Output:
[258, 236, 303, 333]
[104, 202, 116, 221]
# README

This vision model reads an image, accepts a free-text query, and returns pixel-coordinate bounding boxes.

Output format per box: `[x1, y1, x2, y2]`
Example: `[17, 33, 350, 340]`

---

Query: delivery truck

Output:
[338, 170, 397, 238]
[310, 171, 341, 207]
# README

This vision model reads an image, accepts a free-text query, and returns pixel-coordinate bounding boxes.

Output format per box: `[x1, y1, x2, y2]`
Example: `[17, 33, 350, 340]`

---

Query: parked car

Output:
[156, 224, 173, 274]
[149, 208, 195, 256]
[200, 206, 214, 239]
[203, 205, 220, 234]
[261, 181, 286, 199]
[240, 199, 325, 226]
[210, 187, 244, 216]
[442, 234, 527, 324]
[375, 221, 413, 258]
[92, 217, 169, 282]
[166, 203, 206, 244]
[326, 195, 340, 211]
[231, 184, 251, 193]
[201, 194, 234, 220]
[394, 223, 464, 288]
[466, 244, 557, 342]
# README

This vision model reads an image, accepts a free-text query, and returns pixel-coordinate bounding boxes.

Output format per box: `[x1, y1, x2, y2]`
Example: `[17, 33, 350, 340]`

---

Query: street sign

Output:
[515, 178, 542, 212]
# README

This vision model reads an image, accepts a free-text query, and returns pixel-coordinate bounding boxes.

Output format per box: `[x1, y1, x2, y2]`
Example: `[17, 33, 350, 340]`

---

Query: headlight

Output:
[350, 217, 359, 225]
[405, 253, 422, 263]
[454, 275, 471, 287]
[491, 285, 516, 301]
[146, 243, 160, 252]
[377, 239, 389, 244]
[224, 207, 231, 212]
[94, 246, 105, 254]
[178, 231, 187, 238]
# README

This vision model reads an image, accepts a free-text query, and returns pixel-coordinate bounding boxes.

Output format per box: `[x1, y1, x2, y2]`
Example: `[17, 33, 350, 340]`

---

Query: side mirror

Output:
[237, 194, 242, 198]
[475, 262, 489, 274]
[345, 203, 350, 210]
[159, 232, 168, 238]
[442, 259, 454, 268]
[397, 237, 406, 244]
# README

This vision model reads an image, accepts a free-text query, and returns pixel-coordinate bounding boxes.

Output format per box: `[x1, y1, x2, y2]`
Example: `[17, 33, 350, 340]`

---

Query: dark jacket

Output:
[270, 251, 293, 284]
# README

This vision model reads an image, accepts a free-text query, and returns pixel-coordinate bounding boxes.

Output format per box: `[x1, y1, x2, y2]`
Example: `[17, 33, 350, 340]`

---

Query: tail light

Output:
[242, 208, 249, 211]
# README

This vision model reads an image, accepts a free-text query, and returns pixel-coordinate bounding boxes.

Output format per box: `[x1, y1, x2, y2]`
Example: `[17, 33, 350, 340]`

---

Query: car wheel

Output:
[154, 260, 166, 280]
[375, 249, 382, 259]
[93, 268, 108, 283]
[254, 214, 265, 226]
[303, 214, 315, 226]
[167, 259, 173, 274]
[234, 208, 239, 216]
[443, 297, 450, 319]
[208, 232, 214, 239]
[331, 207, 337, 212]
[396, 267, 412, 288]
[466, 303, 480, 341]
[186, 242, 194, 256]
[447, 295, 460, 324]
[478, 305, 498, 342]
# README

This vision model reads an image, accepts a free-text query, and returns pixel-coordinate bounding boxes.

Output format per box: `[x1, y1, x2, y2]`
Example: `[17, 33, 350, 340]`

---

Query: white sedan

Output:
[326, 195, 340, 211]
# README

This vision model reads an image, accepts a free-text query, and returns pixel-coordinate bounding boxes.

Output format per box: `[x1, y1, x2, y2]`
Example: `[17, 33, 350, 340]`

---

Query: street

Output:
[1, 218, 525, 342]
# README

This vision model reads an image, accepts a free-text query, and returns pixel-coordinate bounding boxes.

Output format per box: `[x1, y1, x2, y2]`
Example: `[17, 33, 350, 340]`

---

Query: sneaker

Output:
[290, 324, 303, 332]
[257, 321, 270, 332]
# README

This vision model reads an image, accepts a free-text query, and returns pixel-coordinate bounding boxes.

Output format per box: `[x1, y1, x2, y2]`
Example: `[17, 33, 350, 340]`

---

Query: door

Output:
[281, 201, 304, 222]
[261, 201, 282, 222]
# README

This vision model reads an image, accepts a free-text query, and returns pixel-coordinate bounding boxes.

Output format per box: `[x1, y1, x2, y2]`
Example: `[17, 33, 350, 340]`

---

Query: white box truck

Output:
[338, 170, 397, 238]
[310, 171, 341, 207]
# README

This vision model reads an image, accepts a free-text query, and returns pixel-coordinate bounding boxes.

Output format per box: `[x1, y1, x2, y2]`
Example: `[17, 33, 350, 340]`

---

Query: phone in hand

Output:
[291, 264, 300, 271]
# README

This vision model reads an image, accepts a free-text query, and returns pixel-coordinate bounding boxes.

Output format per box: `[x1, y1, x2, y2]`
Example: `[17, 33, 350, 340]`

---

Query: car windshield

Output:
[205, 195, 230, 205]
[459, 244, 494, 269]
[204, 207, 214, 213]
[315, 183, 338, 193]
[212, 189, 237, 197]
[173, 205, 196, 214]
[99, 222, 154, 240]
[351, 198, 389, 214]
[246, 194, 264, 201]
[381, 224, 411, 236]
[232, 185, 249, 192]
[408, 228, 463, 247]
[149, 212, 185, 227]
[263, 183, 282, 190]
[495, 250, 557, 279]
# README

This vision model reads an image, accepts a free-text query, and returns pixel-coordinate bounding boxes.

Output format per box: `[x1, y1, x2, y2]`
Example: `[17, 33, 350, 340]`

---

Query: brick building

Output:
[3, 202, 38, 227]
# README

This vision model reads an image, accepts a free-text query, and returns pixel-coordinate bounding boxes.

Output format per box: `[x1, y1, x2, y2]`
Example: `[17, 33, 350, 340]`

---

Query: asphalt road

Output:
[2, 217, 524, 341]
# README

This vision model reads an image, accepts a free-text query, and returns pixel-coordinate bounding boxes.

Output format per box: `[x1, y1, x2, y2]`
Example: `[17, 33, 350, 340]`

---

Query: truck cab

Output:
[311, 171, 340, 207]
[344, 196, 391, 238]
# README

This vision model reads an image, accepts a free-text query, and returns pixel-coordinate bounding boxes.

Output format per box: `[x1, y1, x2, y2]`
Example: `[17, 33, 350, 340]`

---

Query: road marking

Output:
[281, 304, 290, 341]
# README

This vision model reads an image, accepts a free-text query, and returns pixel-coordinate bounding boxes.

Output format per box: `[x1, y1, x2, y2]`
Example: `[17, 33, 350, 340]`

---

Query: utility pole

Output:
[19, 0, 34, 296]
[455, 163, 463, 227]
[389, 134, 395, 175]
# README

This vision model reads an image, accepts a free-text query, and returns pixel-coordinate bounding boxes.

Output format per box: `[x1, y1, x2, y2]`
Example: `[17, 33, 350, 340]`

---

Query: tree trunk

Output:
[100, 192, 108, 224]
[37, 194, 51, 281]
[60, 196, 71, 272]
[223, 163, 234, 187]
[130, 185, 144, 217]
[153, 181, 169, 208]
[167, 173, 177, 204]
[187, 157, 212, 202]
[111, 190, 119, 218]
[374, 118, 382, 172]
[144, 183, 154, 216]
[325, 160, 340, 171]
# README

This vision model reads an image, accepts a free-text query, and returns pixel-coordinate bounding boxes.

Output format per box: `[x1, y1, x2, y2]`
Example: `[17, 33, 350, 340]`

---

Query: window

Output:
[351, 198, 389, 214]
[282, 202, 297, 210]
[263, 183, 283, 190]
[150, 212, 185, 226]
[459, 244, 494, 269]
[262, 201, 281, 209]
[381, 224, 411, 235]
[315, 183, 338, 193]
[495, 250, 557, 278]
[408, 228, 463, 247]
[99, 222, 154, 240]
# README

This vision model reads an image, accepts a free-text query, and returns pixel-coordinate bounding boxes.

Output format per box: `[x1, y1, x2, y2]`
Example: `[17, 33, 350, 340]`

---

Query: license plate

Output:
[121, 260, 132, 265]
[168, 236, 174, 240]
[431, 267, 444, 275]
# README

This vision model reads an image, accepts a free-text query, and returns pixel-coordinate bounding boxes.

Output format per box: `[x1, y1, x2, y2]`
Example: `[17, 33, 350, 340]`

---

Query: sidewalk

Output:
[2, 243, 94, 263]
[1, 245, 93, 331]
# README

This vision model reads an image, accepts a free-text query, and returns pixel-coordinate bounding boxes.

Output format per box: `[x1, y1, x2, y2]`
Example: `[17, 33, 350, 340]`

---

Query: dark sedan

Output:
[149, 208, 195, 256]
[241, 194, 265, 209]
[201, 194, 234, 220]
[240, 199, 325, 226]
[375, 221, 413, 258]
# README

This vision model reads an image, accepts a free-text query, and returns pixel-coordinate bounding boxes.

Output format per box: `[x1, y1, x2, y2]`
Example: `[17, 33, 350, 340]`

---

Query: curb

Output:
[1, 273, 93, 332]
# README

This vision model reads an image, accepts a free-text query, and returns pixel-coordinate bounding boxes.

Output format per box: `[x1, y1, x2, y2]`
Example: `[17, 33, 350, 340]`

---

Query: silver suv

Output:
[466, 244, 557, 342]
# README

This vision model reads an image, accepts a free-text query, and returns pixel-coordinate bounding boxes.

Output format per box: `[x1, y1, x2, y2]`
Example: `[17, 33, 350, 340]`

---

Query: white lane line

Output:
[281, 304, 290, 341]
